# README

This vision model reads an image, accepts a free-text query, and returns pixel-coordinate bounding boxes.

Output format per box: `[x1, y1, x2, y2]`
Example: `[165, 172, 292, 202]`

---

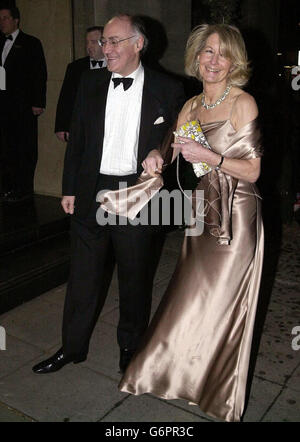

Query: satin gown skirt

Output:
[119, 120, 264, 422]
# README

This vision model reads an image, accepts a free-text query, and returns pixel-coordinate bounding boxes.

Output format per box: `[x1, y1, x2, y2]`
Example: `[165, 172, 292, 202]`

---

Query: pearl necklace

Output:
[201, 85, 232, 110]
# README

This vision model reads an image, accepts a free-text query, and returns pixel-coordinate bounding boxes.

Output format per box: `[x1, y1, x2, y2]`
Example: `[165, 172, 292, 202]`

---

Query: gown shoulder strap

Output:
[190, 95, 199, 113]
[229, 93, 242, 121]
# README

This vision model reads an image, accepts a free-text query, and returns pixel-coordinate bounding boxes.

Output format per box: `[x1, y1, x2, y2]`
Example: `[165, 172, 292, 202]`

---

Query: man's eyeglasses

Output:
[98, 35, 137, 48]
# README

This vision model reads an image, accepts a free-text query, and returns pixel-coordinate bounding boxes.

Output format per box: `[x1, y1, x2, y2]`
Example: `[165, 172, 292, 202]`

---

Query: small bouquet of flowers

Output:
[173, 120, 212, 177]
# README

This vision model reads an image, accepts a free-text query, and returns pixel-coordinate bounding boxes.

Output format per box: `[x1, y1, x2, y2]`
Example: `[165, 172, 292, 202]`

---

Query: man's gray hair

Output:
[115, 14, 149, 54]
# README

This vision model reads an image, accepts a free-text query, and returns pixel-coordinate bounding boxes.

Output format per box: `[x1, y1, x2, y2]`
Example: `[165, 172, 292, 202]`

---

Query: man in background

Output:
[55, 26, 106, 143]
[0, 3, 47, 202]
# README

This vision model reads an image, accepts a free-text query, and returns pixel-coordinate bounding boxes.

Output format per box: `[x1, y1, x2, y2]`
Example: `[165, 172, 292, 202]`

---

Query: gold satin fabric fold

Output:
[193, 118, 262, 244]
[97, 171, 163, 221]
[97, 119, 262, 245]
[118, 118, 264, 422]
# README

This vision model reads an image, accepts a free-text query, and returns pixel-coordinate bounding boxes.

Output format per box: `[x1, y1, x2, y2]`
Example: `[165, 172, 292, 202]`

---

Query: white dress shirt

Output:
[1, 28, 19, 65]
[100, 63, 144, 176]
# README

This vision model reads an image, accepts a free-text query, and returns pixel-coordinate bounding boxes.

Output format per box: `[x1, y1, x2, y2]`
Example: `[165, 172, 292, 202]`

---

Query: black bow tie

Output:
[112, 77, 134, 91]
[91, 59, 103, 68]
[5, 35, 13, 41]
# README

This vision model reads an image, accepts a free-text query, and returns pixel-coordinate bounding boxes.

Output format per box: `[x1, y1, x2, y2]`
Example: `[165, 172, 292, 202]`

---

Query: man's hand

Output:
[32, 107, 44, 116]
[142, 149, 164, 177]
[56, 131, 69, 142]
[61, 195, 75, 214]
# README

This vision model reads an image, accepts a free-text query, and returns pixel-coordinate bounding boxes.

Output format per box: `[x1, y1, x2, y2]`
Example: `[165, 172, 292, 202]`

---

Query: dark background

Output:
[2, 0, 299, 223]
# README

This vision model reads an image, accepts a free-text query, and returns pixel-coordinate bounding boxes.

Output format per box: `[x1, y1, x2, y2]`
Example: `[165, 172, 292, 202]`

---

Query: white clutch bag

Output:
[173, 120, 212, 177]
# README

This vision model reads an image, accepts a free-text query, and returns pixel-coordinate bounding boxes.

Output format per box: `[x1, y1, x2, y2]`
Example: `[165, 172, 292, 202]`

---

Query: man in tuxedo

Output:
[55, 26, 106, 143]
[33, 14, 184, 375]
[0, 4, 47, 202]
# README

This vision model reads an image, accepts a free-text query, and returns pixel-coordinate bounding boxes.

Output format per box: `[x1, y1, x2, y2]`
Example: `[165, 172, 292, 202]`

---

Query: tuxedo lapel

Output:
[3, 30, 23, 68]
[138, 85, 157, 167]
[137, 67, 166, 168]
[0, 37, 5, 66]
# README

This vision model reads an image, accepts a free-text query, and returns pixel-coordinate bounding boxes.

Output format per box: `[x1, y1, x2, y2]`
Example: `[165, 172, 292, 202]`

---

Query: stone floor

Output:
[0, 222, 299, 423]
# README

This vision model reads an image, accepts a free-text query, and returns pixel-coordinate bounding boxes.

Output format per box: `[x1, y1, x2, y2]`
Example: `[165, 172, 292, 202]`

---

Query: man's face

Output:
[0, 9, 19, 35]
[102, 17, 143, 77]
[86, 30, 103, 60]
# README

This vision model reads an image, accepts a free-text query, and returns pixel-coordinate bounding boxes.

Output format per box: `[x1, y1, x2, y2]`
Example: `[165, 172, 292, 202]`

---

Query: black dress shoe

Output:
[119, 348, 136, 373]
[32, 348, 86, 374]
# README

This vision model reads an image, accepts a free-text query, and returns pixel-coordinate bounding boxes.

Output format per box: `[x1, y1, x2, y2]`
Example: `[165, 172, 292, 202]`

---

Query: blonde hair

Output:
[185, 24, 250, 88]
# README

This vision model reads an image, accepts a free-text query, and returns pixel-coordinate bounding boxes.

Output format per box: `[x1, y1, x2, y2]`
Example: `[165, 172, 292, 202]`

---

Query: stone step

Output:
[0, 194, 69, 256]
[0, 195, 71, 314]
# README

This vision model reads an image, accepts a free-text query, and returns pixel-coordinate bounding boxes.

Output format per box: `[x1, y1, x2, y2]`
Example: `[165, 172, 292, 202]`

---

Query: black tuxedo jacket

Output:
[0, 30, 47, 109]
[62, 66, 185, 218]
[55, 56, 105, 133]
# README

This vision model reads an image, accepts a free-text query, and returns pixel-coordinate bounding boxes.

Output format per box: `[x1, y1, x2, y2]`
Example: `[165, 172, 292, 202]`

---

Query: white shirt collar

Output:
[112, 62, 143, 81]
[90, 57, 106, 63]
[9, 28, 20, 41]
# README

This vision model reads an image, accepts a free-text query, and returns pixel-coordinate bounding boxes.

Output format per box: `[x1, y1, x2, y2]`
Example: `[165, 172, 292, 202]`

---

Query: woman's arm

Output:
[172, 93, 261, 183]
[217, 93, 261, 183]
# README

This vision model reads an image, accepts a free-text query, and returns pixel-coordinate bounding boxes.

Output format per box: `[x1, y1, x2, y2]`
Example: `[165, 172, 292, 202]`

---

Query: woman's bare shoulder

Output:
[231, 89, 258, 130]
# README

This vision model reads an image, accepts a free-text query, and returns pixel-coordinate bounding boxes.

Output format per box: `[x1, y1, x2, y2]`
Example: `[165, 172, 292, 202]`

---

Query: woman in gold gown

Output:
[119, 24, 264, 422]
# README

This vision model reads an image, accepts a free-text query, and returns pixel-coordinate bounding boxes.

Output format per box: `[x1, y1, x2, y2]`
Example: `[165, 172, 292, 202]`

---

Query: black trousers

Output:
[62, 173, 164, 359]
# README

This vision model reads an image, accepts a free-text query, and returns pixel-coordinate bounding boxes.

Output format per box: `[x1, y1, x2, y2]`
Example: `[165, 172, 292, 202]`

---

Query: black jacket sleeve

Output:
[62, 73, 86, 195]
[55, 63, 77, 132]
[55, 58, 89, 133]
[30, 37, 47, 108]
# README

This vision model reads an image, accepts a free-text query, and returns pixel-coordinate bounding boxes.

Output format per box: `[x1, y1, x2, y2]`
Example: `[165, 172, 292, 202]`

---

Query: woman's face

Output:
[197, 33, 233, 85]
